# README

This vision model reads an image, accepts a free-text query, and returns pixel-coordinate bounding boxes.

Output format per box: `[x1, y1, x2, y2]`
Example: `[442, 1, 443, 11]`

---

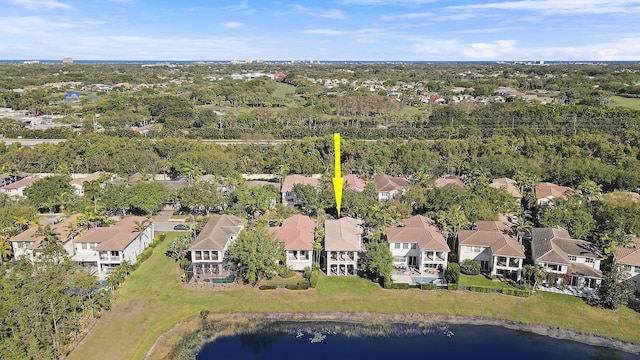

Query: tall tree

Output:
[227, 225, 284, 285]
[362, 240, 393, 286]
[597, 264, 637, 310]
[34, 224, 62, 247]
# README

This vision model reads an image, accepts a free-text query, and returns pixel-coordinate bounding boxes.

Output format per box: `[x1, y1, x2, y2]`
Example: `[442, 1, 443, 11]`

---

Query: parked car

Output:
[173, 224, 190, 231]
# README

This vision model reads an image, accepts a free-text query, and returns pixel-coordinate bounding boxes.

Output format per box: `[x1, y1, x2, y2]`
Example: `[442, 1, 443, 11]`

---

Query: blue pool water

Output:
[410, 276, 440, 285]
[195, 323, 638, 360]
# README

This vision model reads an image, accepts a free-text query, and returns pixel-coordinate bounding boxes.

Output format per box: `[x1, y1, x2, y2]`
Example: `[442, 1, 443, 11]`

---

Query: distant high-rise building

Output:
[63, 57, 73, 64]
[256, 59, 264, 63]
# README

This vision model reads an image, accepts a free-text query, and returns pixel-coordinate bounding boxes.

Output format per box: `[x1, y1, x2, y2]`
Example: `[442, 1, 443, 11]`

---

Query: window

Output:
[403, 243, 409, 249]
[585, 258, 595, 264]
[568, 255, 576, 261]
[394, 256, 405, 263]
[623, 264, 632, 272]
[473, 246, 482, 253]
[394, 243, 401, 249]
[635, 266, 640, 273]
[195, 251, 202, 261]
[81, 243, 89, 250]
[547, 264, 559, 271]
[411, 243, 417, 249]
[89, 243, 97, 250]
[110, 251, 119, 257]
[203, 251, 210, 261]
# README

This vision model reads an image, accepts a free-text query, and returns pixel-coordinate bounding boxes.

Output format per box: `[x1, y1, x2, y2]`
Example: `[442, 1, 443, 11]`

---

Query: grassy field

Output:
[459, 274, 524, 290]
[68, 232, 640, 360]
[610, 96, 640, 110]
[274, 83, 296, 98]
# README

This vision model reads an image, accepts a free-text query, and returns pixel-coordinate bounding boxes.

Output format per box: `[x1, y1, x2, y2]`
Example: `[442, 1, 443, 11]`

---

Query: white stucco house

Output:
[271, 214, 315, 272]
[281, 175, 320, 206]
[531, 227, 603, 291]
[10, 214, 80, 261]
[386, 215, 450, 277]
[71, 216, 154, 279]
[1, 176, 38, 197]
[188, 214, 245, 277]
[615, 237, 640, 292]
[458, 221, 525, 280]
[373, 174, 410, 201]
[324, 217, 364, 276]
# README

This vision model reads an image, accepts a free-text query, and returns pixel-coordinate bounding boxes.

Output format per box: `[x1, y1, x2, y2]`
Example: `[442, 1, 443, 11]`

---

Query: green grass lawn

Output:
[459, 274, 524, 290]
[274, 83, 296, 97]
[68, 233, 640, 360]
[610, 96, 640, 110]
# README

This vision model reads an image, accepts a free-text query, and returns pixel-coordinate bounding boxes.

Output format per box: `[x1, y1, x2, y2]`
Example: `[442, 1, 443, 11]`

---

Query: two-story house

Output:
[535, 182, 576, 206]
[71, 216, 154, 279]
[1, 176, 38, 197]
[10, 214, 80, 261]
[281, 175, 320, 206]
[373, 174, 410, 202]
[324, 217, 364, 276]
[387, 215, 450, 277]
[188, 214, 245, 277]
[271, 214, 315, 272]
[615, 237, 640, 292]
[458, 221, 525, 280]
[70, 171, 106, 196]
[532, 226, 603, 290]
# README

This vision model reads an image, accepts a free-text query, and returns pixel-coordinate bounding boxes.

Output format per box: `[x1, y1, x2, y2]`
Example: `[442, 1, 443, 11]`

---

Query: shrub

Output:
[469, 285, 491, 293]
[460, 259, 481, 275]
[445, 262, 460, 284]
[502, 288, 531, 297]
[388, 283, 411, 290]
[285, 283, 309, 290]
[278, 265, 296, 279]
[179, 258, 191, 271]
[447, 283, 458, 290]
[258, 285, 277, 290]
[420, 283, 437, 290]
[309, 269, 319, 288]
[303, 266, 312, 280]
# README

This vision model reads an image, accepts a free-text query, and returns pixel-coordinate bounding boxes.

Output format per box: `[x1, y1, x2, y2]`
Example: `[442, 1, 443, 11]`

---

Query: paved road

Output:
[152, 209, 188, 232]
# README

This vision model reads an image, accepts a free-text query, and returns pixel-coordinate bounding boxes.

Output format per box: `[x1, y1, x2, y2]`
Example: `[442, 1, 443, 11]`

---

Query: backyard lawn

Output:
[68, 233, 640, 360]
[459, 274, 526, 290]
[610, 96, 640, 110]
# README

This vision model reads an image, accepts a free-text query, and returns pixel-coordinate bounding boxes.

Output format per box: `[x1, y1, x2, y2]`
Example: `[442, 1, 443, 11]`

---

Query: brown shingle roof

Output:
[387, 215, 450, 252]
[531, 226, 602, 266]
[458, 221, 524, 258]
[324, 217, 363, 251]
[189, 215, 245, 251]
[281, 175, 320, 193]
[616, 237, 640, 267]
[271, 214, 314, 251]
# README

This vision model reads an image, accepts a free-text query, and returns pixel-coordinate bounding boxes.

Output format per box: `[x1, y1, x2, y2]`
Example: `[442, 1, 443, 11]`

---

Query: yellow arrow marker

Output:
[332, 133, 343, 217]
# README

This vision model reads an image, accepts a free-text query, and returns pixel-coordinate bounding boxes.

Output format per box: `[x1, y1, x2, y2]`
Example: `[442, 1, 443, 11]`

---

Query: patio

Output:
[538, 284, 600, 299]
[390, 266, 444, 284]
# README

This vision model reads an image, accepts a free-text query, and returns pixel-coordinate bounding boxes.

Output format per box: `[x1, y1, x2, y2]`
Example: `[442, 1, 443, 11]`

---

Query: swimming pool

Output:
[411, 277, 441, 285]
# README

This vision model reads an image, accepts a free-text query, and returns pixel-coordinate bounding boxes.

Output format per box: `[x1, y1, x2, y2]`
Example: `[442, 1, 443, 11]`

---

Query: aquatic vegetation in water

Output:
[310, 332, 326, 343]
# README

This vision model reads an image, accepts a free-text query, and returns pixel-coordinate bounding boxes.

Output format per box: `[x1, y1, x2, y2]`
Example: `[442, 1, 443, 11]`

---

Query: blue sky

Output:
[1, 0, 640, 61]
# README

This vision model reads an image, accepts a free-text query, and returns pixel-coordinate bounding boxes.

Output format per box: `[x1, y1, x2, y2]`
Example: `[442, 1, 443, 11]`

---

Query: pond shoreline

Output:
[145, 312, 640, 359]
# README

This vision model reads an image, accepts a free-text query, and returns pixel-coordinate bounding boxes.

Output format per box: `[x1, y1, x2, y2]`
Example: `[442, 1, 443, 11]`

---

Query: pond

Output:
[193, 322, 637, 360]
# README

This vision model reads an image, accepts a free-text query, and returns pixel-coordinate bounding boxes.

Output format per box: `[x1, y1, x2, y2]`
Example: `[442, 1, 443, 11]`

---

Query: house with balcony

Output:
[386, 215, 450, 277]
[615, 237, 640, 292]
[458, 221, 525, 280]
[373, 174, 410, 201]
[271, 214, 315, 272]
[531, 226, 603, 291]
[71, 216, 154, 279]
[324, 217, 364, 276]
[10, 215, 81, 261]
[281, 175, 320, 206]
[188, 215, 245, 278]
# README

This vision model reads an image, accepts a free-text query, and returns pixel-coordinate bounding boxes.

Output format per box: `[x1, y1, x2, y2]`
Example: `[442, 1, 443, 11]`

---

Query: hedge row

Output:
[420, 283, 437, 290]
[468, 286, 492, 293]
[501, 288, 531, 297]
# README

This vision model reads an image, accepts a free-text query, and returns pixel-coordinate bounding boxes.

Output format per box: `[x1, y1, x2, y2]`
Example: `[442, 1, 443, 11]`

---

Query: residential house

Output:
[531, 227, 603, 290]
[615, 237, 640, 291]
[10, 214, 80, 261]
[489, 178, 523, 204]
[1, 176, 38, 197]
[70, 171, 106, 196]
[387, 215, 450, 276]
[324, 217, 364, 276]
[535, 182, 576, 205]
[271, 214, 315, 271]
[373, 174, 410, 201]
[71, 216, 154, 279]
[434, 176, 465, 190]
[343, 174, 366, 192]
[281, 175, 320, 206]
[188, 215, 245, 276]
[458, 221, 525, 280]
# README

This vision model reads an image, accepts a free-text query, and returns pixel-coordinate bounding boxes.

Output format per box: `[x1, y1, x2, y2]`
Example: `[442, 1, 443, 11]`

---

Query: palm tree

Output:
[0, 238, 13, 263]
[34, 224, 62, 247]
[523, 264, 546, 291]
[132, 218, 151, 240]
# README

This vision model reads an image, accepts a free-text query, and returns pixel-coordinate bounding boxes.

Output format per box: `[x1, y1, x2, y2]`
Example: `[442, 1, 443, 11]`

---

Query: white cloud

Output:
[222, 22, 244, 28]
[380, 12, 432, 21]
[304, 29, 347, 35]
[9, 0, 71, 10]
[454, 27, 524, 34]
[446, 1, 640, 16]
[0, 16, 99, 34]
[339, 0, 437, 4]
[290, 5, 347, 19]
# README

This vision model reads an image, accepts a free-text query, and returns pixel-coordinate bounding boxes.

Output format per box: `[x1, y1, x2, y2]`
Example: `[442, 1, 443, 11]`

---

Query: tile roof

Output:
[78, 216, 151, 251]
[458, 221, 524, 258]
[387, 215, 450, 252]
[270, 214, 315, 251]
[189, 215, 245, 251]
[489, 178, 522, 199]
[10, 214, 80, 249]
[71, 171, 104, 186]
[615, 237, 640, 267]
[343, 174, 366, 191]
[281, 175, 320, 193]
[434, 176, 465, 190]
[324, 217, 364, 251]
[535, 182, 575, 201]
[373, 174, 410, 192]
[1, 176, 38, 189]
